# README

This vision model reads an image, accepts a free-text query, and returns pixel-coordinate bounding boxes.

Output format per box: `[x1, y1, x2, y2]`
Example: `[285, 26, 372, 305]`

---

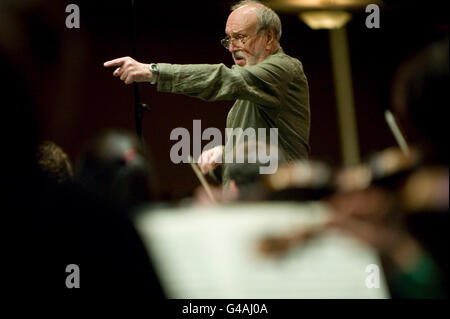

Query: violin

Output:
[257, 146, 441, 257]
[262, 146, 423, 200]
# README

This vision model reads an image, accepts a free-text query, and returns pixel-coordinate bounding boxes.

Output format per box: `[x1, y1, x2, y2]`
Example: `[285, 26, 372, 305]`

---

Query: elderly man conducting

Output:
[104, 0, 310, 187]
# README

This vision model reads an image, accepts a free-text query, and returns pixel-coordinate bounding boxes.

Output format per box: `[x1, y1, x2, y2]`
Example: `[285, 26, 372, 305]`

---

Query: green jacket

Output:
[157, 47, 310, 185]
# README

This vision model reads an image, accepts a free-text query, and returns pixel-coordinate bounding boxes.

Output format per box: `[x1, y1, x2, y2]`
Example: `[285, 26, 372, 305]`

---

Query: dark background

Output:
[2, 0, 448, 200]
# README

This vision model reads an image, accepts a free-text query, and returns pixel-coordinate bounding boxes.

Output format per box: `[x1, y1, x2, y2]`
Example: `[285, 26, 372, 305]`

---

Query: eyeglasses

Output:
[220, 32, 260, 50]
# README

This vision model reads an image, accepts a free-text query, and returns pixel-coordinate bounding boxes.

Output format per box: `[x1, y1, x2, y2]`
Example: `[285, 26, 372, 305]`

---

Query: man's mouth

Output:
[234, 54, 245, 65]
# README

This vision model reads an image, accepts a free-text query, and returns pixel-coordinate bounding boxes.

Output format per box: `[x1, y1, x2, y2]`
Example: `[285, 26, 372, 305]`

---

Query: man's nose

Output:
[228, 41, 238, 53]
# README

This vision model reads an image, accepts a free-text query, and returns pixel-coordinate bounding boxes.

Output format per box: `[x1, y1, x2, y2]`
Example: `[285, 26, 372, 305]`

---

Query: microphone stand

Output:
[130, 0, 149, 144]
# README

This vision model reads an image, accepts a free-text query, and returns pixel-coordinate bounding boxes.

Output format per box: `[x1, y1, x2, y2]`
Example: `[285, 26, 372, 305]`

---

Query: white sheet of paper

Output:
[134, 202, 390, 299]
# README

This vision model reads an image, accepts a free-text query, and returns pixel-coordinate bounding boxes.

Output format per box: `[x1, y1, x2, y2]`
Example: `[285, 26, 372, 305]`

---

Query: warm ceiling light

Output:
[267, 0, 380, 10]
[265, 0, 382, 30]
[289, 0, 368, 8]
[299, 10, 352, 29]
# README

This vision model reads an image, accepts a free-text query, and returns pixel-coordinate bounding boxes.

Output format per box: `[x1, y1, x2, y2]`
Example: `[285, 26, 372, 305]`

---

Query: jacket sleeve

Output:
[156, 56, 302, 109]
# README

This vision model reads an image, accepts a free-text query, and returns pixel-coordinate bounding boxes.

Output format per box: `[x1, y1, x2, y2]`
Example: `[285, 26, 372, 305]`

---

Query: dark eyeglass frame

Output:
[220, 30, 263, 49]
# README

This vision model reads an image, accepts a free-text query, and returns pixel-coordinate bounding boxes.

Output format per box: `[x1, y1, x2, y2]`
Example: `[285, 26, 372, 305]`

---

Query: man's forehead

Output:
[225, 6, 259, 35]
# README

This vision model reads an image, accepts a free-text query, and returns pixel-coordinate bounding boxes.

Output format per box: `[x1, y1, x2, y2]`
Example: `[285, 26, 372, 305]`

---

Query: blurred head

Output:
[227, 141, 285, 200]
[36, 141, 73, 184]
[224, 0, 281, 67]
[391, 36, 449, 163]
[75, 129, 156, 209]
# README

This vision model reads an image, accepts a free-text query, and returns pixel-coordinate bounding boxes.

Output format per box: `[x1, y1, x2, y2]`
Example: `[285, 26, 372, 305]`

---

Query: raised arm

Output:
[104, 54, 305, 109]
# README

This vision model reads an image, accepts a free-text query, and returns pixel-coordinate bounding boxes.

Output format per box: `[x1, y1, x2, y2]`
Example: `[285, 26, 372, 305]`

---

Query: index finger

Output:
[103, 57, 128, 67]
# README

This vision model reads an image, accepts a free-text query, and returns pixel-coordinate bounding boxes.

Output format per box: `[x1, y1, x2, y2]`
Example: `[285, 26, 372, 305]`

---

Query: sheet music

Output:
[134, 202, 389, 298]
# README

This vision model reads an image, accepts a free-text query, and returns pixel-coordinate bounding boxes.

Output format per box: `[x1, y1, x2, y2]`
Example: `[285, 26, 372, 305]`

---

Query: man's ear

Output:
[265, 29, 275, 49]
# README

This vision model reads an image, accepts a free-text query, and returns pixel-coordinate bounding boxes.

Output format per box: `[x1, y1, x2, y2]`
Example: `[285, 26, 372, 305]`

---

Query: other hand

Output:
[197, 145, 224, 175]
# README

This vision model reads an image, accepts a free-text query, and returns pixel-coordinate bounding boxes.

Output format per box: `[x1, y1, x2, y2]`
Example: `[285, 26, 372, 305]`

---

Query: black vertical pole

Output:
[130, 0, 144, 143]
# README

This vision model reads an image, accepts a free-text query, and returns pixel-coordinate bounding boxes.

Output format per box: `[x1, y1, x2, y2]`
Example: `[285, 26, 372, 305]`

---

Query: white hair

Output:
[231, 0, 282, 41]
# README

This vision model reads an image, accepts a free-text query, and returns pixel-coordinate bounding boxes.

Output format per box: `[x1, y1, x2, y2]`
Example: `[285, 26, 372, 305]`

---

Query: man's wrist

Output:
[149, 63, 159, 85]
